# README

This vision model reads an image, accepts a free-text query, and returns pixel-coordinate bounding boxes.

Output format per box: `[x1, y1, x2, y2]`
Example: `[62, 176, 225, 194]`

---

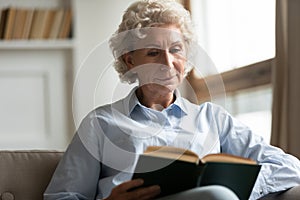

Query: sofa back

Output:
[0, 150, 63, 200]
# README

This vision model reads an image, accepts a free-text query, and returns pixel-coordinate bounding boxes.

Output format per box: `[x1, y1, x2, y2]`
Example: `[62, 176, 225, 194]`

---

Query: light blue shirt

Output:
[44, 88, 300, 200]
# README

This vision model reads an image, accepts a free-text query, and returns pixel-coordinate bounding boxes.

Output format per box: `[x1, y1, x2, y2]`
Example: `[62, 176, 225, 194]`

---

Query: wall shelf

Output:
[0, 39, 74, 50]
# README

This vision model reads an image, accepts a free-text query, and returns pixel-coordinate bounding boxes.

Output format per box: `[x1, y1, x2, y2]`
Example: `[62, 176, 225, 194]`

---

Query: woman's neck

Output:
[136, 86, 175, 111]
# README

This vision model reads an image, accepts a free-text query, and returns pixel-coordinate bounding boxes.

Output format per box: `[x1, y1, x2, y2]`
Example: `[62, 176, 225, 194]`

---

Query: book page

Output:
[144, 146, 200, 164]
[143, 146, 257, 165]
[201, 153, 257, 165]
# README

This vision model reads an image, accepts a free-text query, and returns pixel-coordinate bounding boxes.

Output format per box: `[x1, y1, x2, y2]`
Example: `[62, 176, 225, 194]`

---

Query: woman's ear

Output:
[122, 53, 134, 69]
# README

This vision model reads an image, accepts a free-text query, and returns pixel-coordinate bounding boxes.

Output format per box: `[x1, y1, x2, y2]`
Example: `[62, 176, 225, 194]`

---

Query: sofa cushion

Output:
[0, 150, 63, 200]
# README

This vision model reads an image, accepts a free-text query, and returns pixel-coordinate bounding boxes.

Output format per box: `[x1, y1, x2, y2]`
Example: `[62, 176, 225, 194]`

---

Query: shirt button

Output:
[260, 189, 264, 194]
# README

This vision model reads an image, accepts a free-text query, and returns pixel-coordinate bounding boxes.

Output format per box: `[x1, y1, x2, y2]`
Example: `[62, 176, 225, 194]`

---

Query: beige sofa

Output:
[0, 150, 63, 200]
[0, 150, 299, 200]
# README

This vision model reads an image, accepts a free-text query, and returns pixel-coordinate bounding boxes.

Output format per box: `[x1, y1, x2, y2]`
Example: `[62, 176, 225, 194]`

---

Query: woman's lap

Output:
[155, 185, 239, 200]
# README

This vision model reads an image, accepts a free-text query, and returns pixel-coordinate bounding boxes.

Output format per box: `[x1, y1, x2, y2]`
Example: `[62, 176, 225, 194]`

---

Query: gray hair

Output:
[109, 0, 196, 83]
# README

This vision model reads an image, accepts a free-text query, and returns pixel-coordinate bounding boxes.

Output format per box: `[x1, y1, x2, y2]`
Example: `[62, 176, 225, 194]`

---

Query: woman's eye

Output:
[170, 47, 182, 54]
[147, 50, 160, 56]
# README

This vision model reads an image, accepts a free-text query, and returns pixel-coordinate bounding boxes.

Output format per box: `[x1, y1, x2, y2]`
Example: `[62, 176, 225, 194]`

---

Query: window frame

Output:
[186, 59, 273, 103]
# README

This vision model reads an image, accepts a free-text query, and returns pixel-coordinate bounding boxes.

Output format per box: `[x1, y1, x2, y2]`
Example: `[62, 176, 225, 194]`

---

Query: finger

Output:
[116, 179, 144, 193]
[129, 185, 161, 200]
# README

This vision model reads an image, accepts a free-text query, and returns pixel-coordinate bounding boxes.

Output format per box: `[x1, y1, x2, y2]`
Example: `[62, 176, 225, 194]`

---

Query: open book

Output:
[132, 146, 261, 200]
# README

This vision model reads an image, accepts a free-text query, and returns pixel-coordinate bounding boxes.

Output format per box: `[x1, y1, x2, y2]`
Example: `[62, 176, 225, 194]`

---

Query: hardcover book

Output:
[132, 146, 261, 200]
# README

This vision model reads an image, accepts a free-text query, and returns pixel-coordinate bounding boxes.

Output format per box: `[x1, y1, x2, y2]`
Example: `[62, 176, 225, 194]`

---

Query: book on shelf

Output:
[29, 9, 50, 39]
[58, 8, 72, 39]
[131, 146, 261, 200]
[0, 8, 8, 39]
[3, 7, 16, 40]
[12, 8, 27, 39]
[48, 9, 64, 39]
[21, 9, 34, 39]
[42, 9, 55, 39]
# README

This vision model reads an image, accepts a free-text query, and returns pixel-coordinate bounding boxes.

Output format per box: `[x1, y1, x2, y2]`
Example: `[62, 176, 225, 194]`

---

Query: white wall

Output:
[0, 0, 72, 150]
[72, 0, 136, 128]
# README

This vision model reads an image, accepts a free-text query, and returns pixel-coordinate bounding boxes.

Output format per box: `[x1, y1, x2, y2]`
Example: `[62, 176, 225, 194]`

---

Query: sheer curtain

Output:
[271, 0, 300, 159]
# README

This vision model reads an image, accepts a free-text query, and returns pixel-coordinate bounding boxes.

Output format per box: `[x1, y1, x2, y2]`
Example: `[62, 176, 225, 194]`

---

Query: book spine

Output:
[58, 9, 72, 39]
[21, 9, 34, 39]
[0, 8, 9, 39]
[48, 9, 64, 39]
[3, 7, 16, 40]
[12, 8, 27, 39]
[42, 9, 56, 39]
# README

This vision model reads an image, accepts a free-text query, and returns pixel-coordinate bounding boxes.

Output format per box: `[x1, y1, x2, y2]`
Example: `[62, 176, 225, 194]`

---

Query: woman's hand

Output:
[104, 179, 161, 200]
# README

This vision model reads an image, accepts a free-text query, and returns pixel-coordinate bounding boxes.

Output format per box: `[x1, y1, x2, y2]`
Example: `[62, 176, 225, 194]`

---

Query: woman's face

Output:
[124, 24, 187, 93]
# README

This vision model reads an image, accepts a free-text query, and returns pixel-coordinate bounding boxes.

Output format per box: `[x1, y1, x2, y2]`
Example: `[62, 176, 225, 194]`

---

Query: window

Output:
[190, 0, 275, 72]
[188, 0, 276, 142]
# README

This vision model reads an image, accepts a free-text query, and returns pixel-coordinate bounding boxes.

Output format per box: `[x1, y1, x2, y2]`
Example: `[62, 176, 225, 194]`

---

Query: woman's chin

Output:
[141, 83, 176, 93]
[154, 84, 177, 93]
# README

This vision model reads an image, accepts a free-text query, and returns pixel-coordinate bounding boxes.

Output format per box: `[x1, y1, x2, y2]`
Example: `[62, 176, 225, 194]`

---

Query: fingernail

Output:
[138, 179, 144, 184]
[152, 185, 161, 195]
[152, 185, 161, 191]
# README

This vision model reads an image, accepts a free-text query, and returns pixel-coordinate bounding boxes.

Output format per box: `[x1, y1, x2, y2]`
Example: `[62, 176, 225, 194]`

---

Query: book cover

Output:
[132, 146, 261, 200]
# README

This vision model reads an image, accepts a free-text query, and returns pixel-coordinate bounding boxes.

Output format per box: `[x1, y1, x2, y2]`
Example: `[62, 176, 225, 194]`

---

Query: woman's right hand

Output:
[104, 179, 161, 200]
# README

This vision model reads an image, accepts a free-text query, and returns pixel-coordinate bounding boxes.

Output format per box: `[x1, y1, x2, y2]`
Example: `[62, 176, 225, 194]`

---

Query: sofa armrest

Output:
[0, 150, 63, 200]
[259, 185, 300, 200]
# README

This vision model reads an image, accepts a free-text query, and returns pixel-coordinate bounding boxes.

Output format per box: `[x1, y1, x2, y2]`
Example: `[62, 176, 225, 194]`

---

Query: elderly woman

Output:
[44, 0, 300, 200]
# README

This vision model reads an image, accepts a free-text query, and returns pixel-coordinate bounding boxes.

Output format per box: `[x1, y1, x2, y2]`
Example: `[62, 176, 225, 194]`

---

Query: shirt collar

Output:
[123, 87, 188, 116]
[172, 89, 188, 115]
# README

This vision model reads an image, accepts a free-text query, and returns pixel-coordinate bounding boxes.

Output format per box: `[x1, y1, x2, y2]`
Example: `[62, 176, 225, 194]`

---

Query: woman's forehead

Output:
[135, 27, 184, 49]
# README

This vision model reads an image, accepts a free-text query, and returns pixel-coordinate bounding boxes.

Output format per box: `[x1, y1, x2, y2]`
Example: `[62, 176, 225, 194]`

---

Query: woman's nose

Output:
[161, 51, 174, 69]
